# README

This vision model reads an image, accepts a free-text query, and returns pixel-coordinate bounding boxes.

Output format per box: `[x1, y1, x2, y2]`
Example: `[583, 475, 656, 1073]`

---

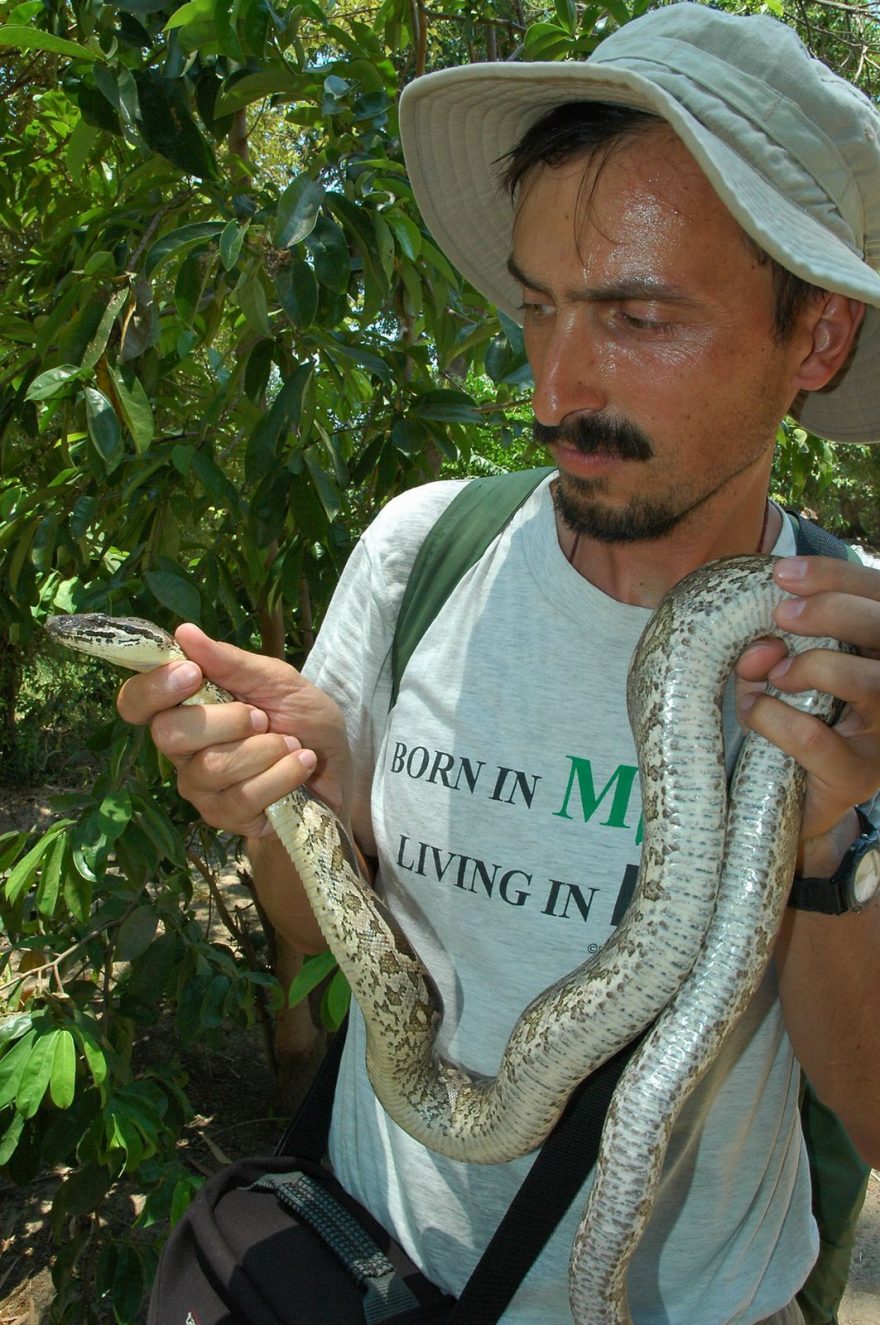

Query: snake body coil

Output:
[47, 556, 840, 1324]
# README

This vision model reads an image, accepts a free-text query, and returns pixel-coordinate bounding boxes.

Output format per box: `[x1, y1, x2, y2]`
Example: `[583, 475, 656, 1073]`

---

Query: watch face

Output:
[852, 847, 880, 908]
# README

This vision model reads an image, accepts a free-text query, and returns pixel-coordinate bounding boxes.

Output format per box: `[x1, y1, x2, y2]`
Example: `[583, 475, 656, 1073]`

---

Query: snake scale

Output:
[47, 555, 841, 1324]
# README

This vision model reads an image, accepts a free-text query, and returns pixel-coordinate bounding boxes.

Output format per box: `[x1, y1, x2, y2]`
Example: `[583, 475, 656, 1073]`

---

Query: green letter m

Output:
[553, 757, 638, 828]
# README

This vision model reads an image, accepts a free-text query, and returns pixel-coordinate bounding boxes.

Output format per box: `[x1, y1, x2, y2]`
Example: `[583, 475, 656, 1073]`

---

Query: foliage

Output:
[1, 0, 879, 1318]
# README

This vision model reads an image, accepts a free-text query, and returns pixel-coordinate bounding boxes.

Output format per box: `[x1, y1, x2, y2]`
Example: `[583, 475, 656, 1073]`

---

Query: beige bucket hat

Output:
[399, 3, 880, 443]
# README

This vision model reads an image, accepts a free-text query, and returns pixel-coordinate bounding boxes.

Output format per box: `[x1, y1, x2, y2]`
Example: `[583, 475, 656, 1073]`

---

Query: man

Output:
[121, 6, 880, 1322]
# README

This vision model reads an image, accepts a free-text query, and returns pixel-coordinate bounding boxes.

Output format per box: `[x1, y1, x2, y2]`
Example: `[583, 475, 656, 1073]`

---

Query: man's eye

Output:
[619, 310, 672, 333]
[519, 300, 553, 319]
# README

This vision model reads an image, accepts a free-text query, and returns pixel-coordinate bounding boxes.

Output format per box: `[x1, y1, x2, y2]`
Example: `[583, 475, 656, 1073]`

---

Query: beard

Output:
[534, 413, 690, 544]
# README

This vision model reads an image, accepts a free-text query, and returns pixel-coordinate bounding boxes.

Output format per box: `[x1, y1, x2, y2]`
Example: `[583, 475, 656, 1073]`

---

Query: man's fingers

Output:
[774, 555, 880, 603]
[179, 731, 303, 796]
[765, 647, 880, 719]
[192, 748, 317, 838]
[772, 556, 880, 657]
[117, 660, 204, 725]
[151, 701, 269, 760]
[775, 588, 880, 653]
[739, 692, 879, 836]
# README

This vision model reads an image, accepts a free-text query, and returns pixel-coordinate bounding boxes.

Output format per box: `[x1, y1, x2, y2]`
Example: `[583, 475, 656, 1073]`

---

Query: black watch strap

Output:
[788, 809, 878, 915]
[788, 875, 850, 916]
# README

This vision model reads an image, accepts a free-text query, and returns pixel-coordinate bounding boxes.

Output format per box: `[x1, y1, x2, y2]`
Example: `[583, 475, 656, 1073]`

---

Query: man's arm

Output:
[777, 813, 880, 1167]
[737, 556, 880, 1165]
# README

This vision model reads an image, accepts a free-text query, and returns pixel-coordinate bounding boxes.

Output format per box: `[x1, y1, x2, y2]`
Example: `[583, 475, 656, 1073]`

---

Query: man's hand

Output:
[116, 623, 352, 840]
[735, 556, 880, 854]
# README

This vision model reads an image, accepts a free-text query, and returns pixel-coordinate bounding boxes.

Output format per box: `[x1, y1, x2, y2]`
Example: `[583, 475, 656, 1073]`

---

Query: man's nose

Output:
[530, 318, 607, 426]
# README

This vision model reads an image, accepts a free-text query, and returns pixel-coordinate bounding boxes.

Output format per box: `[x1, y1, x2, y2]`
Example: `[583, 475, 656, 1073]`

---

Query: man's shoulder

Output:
[354, 480, 470, 599]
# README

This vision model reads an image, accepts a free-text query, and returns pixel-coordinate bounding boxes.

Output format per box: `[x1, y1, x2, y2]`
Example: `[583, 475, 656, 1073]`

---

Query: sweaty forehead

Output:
[510, 133, 764, 286]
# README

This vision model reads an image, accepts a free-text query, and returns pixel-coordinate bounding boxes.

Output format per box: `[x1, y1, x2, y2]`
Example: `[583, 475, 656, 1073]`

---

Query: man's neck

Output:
[560, 496, 780, 608]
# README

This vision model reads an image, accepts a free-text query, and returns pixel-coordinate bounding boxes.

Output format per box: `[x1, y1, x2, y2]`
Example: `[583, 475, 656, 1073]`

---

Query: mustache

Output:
[533, 414, 653, 461]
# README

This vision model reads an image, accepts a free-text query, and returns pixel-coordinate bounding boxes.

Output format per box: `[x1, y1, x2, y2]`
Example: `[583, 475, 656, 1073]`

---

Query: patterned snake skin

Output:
[47, 555, 841, 1324]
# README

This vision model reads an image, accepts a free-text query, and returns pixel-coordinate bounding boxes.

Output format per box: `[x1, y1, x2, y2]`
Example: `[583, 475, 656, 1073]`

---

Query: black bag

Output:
[147, 1020, 645, 1324]
[146, 1154, 455, 1324]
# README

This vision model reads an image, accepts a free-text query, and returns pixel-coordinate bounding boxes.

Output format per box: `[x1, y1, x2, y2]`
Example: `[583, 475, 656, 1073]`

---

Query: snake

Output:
[46, 555, 842, 1324]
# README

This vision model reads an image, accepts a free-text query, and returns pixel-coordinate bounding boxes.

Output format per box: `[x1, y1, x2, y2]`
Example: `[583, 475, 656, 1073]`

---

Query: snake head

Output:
[45, 614, 181, 672]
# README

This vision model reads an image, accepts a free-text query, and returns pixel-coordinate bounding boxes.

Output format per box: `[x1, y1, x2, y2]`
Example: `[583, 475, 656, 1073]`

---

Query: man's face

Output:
[510, 126, 816, 543]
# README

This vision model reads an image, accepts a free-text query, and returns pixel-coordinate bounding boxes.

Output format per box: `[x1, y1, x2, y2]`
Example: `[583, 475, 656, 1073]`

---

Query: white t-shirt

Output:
[303, 474, 816, 1324]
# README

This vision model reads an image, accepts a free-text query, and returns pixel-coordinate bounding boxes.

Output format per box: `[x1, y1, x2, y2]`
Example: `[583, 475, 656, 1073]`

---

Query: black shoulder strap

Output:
[274, 1018, 349, 1161]
[448, 1027, 648, 1323]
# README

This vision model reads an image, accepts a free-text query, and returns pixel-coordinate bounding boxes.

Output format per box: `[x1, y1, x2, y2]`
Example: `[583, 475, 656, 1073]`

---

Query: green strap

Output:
[389, 466, 553, 706]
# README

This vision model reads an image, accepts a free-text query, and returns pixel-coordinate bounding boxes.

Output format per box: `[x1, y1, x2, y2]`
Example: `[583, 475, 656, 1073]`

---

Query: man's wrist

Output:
[797, 809, 861, 881]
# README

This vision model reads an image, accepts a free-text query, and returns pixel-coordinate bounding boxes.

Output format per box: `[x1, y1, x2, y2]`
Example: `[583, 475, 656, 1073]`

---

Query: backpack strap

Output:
[786, 510, 860, 562]
[390, 467, 554, 706]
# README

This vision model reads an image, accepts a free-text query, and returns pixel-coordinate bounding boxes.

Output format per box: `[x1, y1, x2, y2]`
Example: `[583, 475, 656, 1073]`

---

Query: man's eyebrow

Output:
[506, 255, 698, 307]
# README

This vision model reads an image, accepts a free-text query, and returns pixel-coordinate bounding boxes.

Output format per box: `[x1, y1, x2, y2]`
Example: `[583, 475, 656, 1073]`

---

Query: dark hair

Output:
[502, 101, 824, 341]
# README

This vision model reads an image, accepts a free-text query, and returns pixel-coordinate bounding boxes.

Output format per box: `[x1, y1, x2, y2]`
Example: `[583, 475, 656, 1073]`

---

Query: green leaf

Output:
[134, 70, 218, 180]
[0, 1014, 33, 1046]
[274, 174, 324, 249]
[73, 1020, 108, 1089]
[523, 20, 575, 60]
[116, 906, 159, 962]
[0, 1111, 26, 1166]
[64, 858, 93, 921]
[245, 363, 312, 483]
[96, 789, 133, 843]
[84, 387, 124, 472]
[132, 797, 186, 867]
[200, 974, 231, 1029]
[304, 454, 342, 522]
[191, 451, 238, 508]
[219, 219, 247, 271]
[0, 23, 99, 60]
[111, 370, 154, 451]
[16, 1030, 60, 1119]
[143, 570, 201, 621]
[410, 389, 481, 424]
[0, 1030, 37, 1109]
[321, 968, 351, 1031]
[554, 0, 576, 35]
[236, 271, 274, 337]
[25, 364, 85, 403]
[287, 949, 338, 1006]
[81, 288, 130, 372]
[35, 833, 67, 918]
[275, 261, 318, 329]
[391, 417, 429, 455]
[385, 211, 421, 261]
[325, 340, 391, 384]
[372, 213, 394, 281]
[53, 1163, 112, 1226]
[145, 222, 224, 277]
[50, 1030, 77, 1110]
[307, 217, 350, 293]
[163, 0, 214, 29]
[4, 826, 70, 906]
[214, 69, 300, 116]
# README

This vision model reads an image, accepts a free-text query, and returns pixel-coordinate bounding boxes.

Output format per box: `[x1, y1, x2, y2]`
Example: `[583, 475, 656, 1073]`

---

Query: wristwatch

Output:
[789, 808, 880, 915]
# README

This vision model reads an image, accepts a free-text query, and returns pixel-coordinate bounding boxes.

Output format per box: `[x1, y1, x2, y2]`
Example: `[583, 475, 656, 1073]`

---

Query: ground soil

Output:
[1, 787, 878, 1324]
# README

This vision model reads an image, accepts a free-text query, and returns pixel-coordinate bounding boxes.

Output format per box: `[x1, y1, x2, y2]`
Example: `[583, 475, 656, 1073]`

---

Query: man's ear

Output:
[793, 294, 866, 392]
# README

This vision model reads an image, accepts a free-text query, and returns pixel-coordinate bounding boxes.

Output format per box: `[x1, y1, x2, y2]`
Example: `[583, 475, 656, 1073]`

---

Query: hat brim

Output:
[400, 61, 880, 443]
